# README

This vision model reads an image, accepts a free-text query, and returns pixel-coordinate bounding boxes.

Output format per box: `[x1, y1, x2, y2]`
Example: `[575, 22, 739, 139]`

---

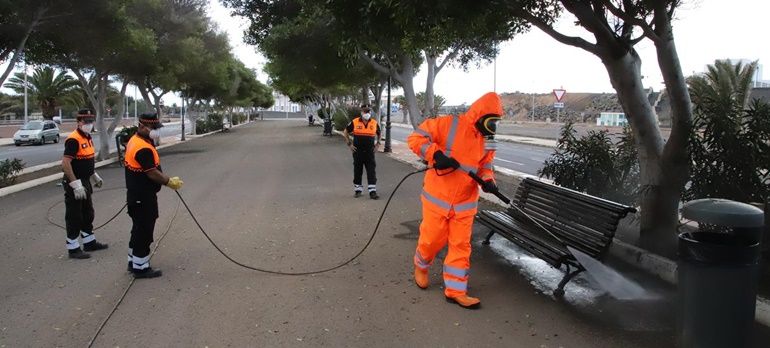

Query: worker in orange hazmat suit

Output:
[407, 92, 503, 309]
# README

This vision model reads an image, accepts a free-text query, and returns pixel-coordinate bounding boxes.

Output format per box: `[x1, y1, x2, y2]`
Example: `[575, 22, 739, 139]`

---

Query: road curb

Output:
[495, 135, 556, 149]
[382, 141, 770, 328]
[390, 122, 557, 148]
[0, 127, 221, 198]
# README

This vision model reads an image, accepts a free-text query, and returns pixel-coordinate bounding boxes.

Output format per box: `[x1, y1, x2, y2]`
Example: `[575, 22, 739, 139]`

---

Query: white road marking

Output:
[496, 158, 525, 166]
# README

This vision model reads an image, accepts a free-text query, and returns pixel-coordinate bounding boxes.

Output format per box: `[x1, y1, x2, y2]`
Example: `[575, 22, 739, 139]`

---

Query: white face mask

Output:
[149, 129, 161, 141]
[362, 113, 371, 120]
[79, 123, 93, 133]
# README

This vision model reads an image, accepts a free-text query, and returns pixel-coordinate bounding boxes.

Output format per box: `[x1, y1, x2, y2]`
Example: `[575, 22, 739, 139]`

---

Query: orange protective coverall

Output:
[407, 92, 503, 297]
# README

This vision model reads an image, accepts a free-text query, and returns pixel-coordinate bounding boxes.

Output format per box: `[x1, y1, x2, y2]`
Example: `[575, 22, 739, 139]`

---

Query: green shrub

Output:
[0, 158, 25, 188]
[195, 119, 208, 134]
[206, 113, 224, 131]
[231, 113, 247, 125]
[539, 122, 640, 205]
[117, 126, 138, 144]
[317, 107, 331, 119]
[687, 99, 770, 203]
[332, 108, 350, 131]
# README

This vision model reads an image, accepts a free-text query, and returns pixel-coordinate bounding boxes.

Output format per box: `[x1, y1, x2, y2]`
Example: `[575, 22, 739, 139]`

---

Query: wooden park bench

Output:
[476, 178, 636, 297]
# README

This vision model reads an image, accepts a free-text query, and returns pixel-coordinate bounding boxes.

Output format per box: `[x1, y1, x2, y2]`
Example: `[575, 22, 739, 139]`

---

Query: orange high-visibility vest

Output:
[407, 92, 503, 217]
[352, 117, 377, 137]
[66, 130, 95, 160]
[124, 134, 160, 172]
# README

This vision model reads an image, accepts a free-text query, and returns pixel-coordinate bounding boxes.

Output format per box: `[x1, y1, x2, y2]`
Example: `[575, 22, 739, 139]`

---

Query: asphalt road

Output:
[0, 121, 686, 346]
[0, 123, 187, 167]
[388, 126, 553, 176]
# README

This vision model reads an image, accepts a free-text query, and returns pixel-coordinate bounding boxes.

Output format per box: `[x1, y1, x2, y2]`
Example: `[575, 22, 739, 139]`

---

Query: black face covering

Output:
[476, 114, 501, 136]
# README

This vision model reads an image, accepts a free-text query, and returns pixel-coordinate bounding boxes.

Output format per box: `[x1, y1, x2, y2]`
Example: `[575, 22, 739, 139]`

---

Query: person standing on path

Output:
[406, 92, 503, 309]
[61, 109, 109, 259]
[123, 113, 184, 279]
[343, 104, 381, 199]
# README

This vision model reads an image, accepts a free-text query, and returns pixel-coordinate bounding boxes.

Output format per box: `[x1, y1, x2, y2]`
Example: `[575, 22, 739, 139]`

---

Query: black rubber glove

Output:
[433, 150, 460, 170]
[481, 179, 498, 193]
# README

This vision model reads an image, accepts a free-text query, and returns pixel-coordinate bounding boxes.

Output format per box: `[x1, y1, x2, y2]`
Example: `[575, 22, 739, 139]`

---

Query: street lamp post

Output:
[23, 60, 28, 124]
[384, 76, 392, 153]
[531, 92, 535, 122]
[181, 93, 186, 141]
[133, 84, 138, 123]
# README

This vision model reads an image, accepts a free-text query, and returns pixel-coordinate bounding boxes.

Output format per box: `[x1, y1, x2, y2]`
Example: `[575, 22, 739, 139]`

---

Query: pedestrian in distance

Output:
[406, 92, 504, 309]
[123, 113, 184, 279]
[61, 108, 108, 259]
[343, 104, 381, 199]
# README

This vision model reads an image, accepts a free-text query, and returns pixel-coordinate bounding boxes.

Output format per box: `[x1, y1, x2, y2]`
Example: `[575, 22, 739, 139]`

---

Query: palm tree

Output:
[686, 59, 770, 203]
[4, 67, 80, 119]
[688, 59, 757, 113]
[68, 74, 122, 115]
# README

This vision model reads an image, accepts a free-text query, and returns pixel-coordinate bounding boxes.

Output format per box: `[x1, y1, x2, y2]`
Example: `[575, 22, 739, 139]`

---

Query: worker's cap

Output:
[138, 112, 163, 129]
[76, 109, 95, 122]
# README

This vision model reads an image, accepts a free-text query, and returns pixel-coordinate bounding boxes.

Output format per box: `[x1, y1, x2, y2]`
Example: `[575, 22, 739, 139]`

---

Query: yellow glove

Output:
[166, 176, 184, 190]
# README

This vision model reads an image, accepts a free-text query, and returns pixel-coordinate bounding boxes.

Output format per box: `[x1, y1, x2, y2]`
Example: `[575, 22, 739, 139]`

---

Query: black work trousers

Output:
[353, 148, 377, 188]
[63, 179, 94, 242]
[127, 194, 159, 260]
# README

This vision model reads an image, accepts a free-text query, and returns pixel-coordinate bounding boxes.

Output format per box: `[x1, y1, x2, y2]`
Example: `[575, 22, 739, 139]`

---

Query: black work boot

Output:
[354, 191, 362, 198]
[369, 191, 380, 200]
[133, 267, 162, 279]
[127, 262, 132, 272]
[83, 241, 109, 251]
[68, 249, 91, 259]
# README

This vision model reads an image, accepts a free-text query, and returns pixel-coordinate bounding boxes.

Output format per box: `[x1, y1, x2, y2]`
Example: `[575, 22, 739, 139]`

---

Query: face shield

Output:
[475, 114, 502, 137]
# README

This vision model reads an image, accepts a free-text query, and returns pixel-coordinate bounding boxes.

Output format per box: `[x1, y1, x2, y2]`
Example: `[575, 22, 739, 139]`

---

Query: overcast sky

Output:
[206, 0, 769, 105]
[4, 0, 769, 107]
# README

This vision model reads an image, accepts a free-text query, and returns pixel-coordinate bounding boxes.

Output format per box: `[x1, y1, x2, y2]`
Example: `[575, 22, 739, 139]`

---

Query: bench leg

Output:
[482, 230, 495, 245]
[553, 266, 583, 298]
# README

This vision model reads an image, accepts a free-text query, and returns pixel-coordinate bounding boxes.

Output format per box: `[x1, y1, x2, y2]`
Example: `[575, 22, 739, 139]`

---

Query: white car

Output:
[13, 120, 60, 146]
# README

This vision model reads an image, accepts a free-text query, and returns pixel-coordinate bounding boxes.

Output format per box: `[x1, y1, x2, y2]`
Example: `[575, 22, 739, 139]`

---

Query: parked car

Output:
[13, 120, 60, 146]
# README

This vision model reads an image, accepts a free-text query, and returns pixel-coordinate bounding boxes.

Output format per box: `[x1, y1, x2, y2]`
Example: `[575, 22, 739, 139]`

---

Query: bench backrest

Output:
[509, 178, 636, 260]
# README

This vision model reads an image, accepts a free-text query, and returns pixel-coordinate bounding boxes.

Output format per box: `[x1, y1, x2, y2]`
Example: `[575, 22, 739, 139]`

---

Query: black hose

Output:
[174, 167, 427, 275]
[47, 168, 427, 347]
[46, 187, 128, 231]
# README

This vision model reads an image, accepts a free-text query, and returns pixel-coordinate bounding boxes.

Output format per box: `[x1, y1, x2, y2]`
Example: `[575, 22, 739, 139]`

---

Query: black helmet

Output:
[138, 112, 163, 129]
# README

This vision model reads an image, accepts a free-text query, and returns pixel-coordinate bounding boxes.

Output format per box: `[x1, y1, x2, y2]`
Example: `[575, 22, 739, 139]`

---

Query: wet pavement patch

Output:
[486, 236, 676, 333]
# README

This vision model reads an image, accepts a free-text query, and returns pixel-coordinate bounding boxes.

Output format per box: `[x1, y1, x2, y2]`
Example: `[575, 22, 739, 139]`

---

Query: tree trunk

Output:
[361, 85, 370, 105]
[371, 82, 384, 119]
[72, 70, 110, 160]
[108, 81, 129, 134]
[0, 6, 46, 86]
[42, 100, 55, 119]
[425, 53, 437, 117]
[603, 51, 678, 254]
[136, 81, 154, 111]
[397, 55, 422, 129]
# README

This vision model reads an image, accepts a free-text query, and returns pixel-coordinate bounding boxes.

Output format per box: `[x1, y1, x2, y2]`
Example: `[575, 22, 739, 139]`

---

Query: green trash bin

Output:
[678, 199, 764, 348]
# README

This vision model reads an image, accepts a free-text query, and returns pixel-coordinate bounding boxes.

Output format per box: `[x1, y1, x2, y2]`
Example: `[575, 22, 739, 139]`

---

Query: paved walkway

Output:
[0, 120, 736, 346]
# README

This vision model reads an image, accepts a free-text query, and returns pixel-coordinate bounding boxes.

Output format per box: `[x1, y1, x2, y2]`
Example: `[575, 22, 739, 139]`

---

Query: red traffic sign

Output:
[553, 89, 566, 102]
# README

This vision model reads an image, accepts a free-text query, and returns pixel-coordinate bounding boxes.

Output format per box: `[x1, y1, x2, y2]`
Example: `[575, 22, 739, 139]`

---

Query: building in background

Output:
[269, 92, 301, 113]
[596, 112, 628, 127]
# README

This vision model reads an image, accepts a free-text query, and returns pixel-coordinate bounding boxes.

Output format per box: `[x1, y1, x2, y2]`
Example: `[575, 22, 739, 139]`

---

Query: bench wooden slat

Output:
[517, 187, 625, 226]
[478, 211, 568, 266]
[508, 208, 606, 258]
[523, 178, 635, 214]
[518, 197, 617, 237]
[477, 178, 636, 296]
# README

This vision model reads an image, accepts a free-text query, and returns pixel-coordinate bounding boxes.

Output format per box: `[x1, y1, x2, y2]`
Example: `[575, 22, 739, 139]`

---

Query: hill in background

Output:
[497, 90, 671, 126]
